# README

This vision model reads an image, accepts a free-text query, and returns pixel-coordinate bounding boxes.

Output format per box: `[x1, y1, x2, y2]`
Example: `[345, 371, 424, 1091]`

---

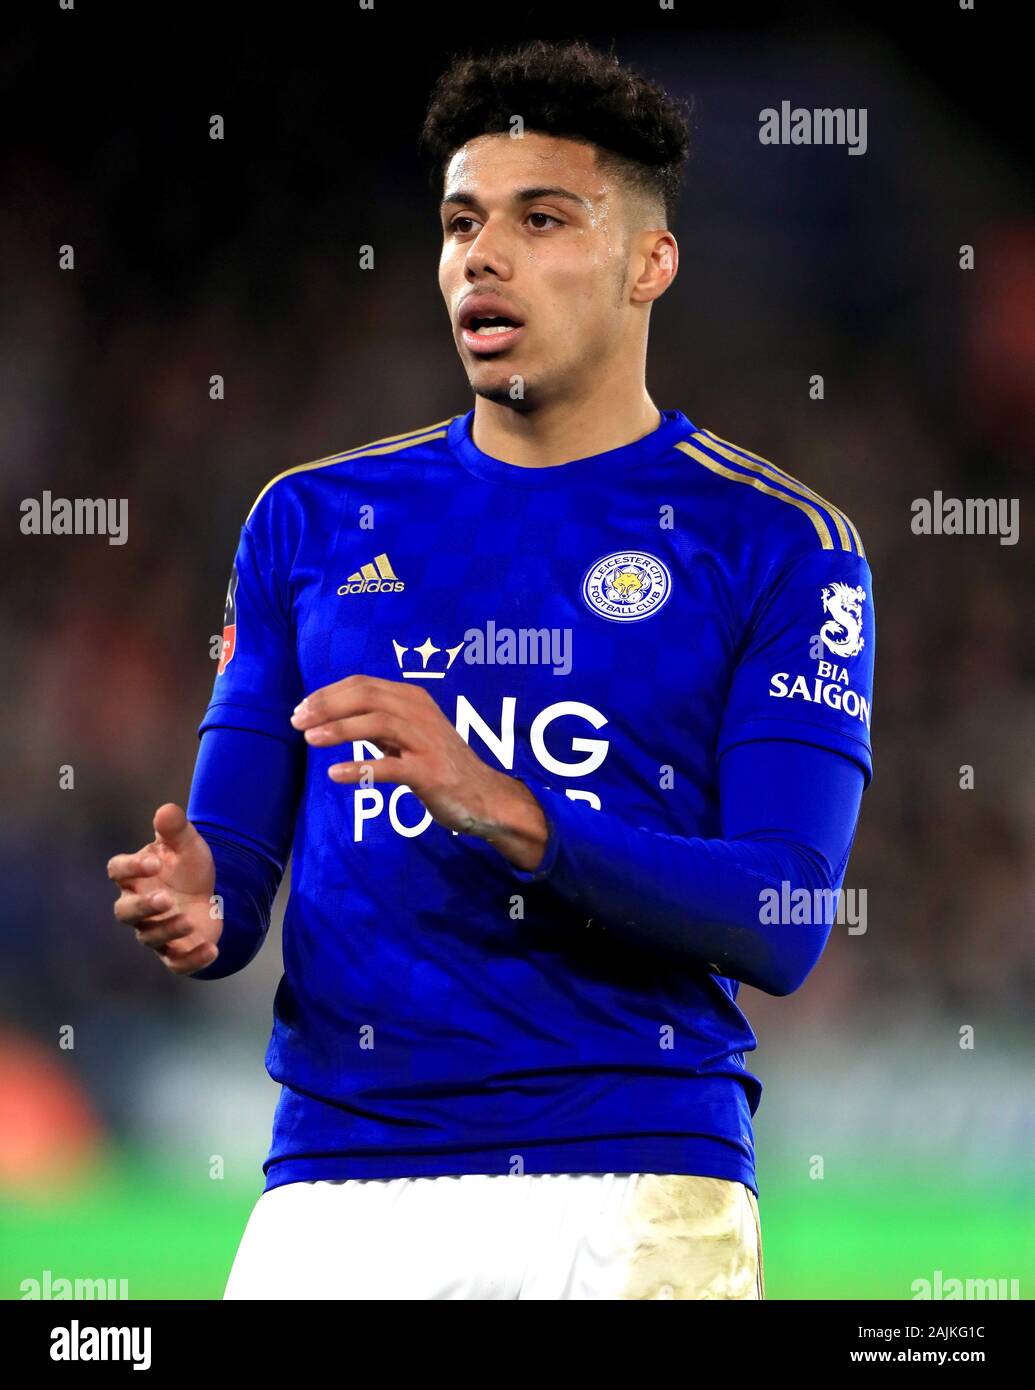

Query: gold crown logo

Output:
[392, 636, 465, 680]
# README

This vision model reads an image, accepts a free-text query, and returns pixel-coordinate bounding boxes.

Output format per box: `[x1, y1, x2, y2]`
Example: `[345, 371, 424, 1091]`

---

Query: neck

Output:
[470, 367, 662, 469]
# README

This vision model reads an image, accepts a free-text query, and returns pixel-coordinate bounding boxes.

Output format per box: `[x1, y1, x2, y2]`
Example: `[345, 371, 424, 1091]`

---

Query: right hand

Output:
[107, 803, 221, 975]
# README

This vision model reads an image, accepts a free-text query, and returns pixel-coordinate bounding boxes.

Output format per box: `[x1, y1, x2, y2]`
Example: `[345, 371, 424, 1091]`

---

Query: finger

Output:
[159, 939, 219, 975]
[304, 712, 411, 753]
[113, 889, 174, 925]
[153, 802, 194, 852]
[107, 850, 161, 884]
[135, 915, 195, 947]
[290, 675, 418, 730]
[328, 756, 409, 784]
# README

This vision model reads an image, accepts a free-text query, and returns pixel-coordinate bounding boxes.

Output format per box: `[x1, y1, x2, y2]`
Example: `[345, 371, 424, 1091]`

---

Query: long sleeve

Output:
[511, 737, 865, 996]
[185, 502, 307, 979]
[185, 725, 304, 979]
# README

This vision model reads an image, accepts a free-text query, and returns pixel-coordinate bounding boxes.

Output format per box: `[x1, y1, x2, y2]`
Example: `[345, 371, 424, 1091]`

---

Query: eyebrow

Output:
[440, 185, 593, 214]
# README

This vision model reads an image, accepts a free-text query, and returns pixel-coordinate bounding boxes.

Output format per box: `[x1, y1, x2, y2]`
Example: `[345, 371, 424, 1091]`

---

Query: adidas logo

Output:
[336, 552, 404, 595]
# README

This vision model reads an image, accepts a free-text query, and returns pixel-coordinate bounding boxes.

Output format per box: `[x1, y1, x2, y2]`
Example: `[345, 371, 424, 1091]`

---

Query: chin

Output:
[469, 369, 539, 412]
[472, 385, 533, 412]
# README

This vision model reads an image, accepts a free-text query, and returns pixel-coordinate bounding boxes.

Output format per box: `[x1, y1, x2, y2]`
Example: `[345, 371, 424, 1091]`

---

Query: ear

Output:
[630, 230, 679, 306]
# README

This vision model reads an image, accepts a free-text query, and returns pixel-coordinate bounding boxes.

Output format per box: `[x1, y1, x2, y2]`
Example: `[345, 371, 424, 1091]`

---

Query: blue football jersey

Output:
[195, 408, 875, 1196]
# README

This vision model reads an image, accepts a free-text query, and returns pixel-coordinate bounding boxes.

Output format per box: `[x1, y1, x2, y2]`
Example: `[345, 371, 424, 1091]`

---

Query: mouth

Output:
[458, 299, 526, 356]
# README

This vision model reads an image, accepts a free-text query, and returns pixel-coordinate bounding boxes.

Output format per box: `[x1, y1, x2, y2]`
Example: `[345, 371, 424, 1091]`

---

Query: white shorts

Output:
[223, 1171, 765, 1300]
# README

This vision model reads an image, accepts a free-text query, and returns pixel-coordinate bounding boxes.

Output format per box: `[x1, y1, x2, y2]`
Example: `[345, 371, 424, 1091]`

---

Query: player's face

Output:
[438, 132, 640, 409]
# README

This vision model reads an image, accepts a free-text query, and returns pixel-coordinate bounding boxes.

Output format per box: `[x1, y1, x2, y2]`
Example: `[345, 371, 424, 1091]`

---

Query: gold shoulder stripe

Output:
[244, 416, 459, 523]
[336, 414, 462, 458]
[698, 428, 864, 556]
[676, 440, 835, 549]
[695, 430, 852, 552]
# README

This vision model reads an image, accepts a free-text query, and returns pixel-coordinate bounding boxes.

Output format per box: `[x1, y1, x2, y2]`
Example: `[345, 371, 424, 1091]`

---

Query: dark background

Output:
[1, 0, 1032, 1298]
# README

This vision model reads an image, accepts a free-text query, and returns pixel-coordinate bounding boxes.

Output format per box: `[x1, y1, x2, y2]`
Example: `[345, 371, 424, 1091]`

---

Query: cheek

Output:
[536, 261, 600, 320]
[532, 283, 600, 358]
[438, 247, 461, 297]
[571, 270, 617, 327]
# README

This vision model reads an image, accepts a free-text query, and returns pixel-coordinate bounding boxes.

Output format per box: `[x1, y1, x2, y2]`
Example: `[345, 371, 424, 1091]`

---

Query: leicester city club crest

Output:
[581, 550, 672, 622]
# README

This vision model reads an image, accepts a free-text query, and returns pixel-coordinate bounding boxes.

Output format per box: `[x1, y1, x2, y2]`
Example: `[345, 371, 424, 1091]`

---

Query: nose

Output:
[464, 216, 513, 282]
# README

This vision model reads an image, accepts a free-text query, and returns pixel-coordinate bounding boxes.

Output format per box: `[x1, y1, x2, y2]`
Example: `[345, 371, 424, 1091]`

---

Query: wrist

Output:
[461, 772, 549, 872]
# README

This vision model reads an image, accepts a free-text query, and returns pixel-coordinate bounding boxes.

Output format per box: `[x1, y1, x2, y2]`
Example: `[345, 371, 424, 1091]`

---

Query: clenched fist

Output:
[107, 803, 220, 975]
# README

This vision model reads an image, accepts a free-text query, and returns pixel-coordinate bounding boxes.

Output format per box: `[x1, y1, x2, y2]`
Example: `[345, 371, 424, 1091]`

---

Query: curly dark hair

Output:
[418, 39, 693, 228]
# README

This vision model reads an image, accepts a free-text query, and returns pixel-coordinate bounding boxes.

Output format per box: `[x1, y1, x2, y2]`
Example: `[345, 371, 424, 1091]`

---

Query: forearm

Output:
[187, 826, 281, 979]
[506, 740, 865, 996]
[185, 724, 303, 980]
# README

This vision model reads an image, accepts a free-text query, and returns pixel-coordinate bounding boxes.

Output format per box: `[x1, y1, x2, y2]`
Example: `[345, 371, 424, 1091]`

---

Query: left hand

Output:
[290, 675, 548, 871]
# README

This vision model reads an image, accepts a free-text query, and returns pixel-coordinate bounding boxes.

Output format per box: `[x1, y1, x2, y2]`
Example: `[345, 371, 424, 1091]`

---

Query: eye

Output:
[527, 212, 562, 230]
[448, 215, 479, 236]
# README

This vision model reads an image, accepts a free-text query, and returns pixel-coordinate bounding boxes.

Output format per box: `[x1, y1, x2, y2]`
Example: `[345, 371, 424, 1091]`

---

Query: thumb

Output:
[153, 802, 197, 852]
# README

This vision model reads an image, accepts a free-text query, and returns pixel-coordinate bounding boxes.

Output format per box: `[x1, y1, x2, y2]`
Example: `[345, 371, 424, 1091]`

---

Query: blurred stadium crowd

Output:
[1, 27, 1032, 1173]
